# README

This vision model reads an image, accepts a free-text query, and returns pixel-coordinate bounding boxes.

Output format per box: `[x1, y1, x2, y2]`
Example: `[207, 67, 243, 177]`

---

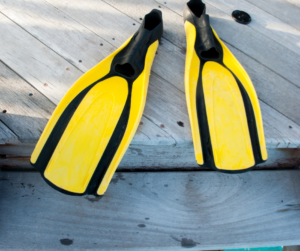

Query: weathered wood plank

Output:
[0, 0, 115, 73]
[159, 0, 300, 126]
[0, 12, 80, 104]
[0, 0, 192, 145]
[0, 121, 18, 143]
[29, 0, 300, 134]
[0, 9, 172, 145]
[35, 0, 186, 92]
[0, 0, 300, 171]
[226, 43, 300, 126]
[101, 0, 300, 126]
[285, 0, 300, 8]
[202, 0, 300, 56]
[1, 143, 300, 170]
[104, 0, 300, 88]
[245, 0, 300, 31]
[1, 170, 300, 250]
[0, 60, 55, 141]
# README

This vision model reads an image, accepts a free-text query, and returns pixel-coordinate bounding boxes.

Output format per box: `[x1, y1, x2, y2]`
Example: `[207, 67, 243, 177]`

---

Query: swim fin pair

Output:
[31, 2, 267, 196]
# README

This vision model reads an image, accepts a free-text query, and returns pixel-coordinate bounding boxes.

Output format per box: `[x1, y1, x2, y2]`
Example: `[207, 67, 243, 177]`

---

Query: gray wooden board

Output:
[205, 0, 300, 56]
[0, 13, 171, 145]
[0, 0, 297, 145]
[105, 0, 300, 88]
[0, 60, 56, 142]
[1, 170, 300, 250]
[102, 0, 300, 125]
[0, 121, 18, 143]
[0, 0, 300, 168]
[0, 0, 182, 145]
[1, 145, 300, 170]
[245, 0, 300, 31]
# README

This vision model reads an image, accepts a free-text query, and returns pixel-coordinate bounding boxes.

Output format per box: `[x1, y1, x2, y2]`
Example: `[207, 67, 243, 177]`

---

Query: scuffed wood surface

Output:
[104, 0, 300, 125]
[0, 121, 18, 143]
[1, 170, 300, 250]
[246, 0, 300, 31]
[0, 61, 55, 141]
[1, 143, 300, 170]
[0, 0, 299, 166]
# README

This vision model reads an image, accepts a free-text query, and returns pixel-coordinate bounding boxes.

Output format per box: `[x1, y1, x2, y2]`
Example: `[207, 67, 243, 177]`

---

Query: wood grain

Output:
[0, 61, 55, 141]
[105, 0, 300, 89]
[33, 0, 300, 136]
[1, 170, 300, 250]
[0, 0, 300, 169]
[0, 121, 18, 143]
[0, 9, 171, 145]
[101, 0, 300, 126]
[204, 0, 300, 56]
[1, 143, 300, 170]
[0, 12, 80, 104]
[245, 0, 300, 31]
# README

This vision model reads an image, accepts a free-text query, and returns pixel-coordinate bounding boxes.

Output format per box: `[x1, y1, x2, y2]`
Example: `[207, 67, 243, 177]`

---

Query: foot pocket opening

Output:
[201, 47, 219, 60]
[115, 63, 135, 77]
[144, 11, 162, 30]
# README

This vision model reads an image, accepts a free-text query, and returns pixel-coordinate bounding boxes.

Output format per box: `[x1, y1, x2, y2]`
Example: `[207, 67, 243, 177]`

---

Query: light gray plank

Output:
[0, 121, 18, 143]
[0, 7, 172, 145]
[0, 0, 190, 145]
[1, 170, 300, 250]
[245, 0, 300, 31]
[105, 0, 300, 89]
[1, 143, 300, 170]
[155, 0, 300, 125]
[286, 0, 300, 8]
[101, 0, 300, 127]
[1, 0, 300, 153]
[0, 0, 115, 73]
[226, 43, 300, 126]
[156, 0, 300, 127]
[0, 12, 80, 104]
[39, 0, 300, 139]
[0, 61, 55, 141]
[40, 0, 186, 93]
[206, 0, 300, 56]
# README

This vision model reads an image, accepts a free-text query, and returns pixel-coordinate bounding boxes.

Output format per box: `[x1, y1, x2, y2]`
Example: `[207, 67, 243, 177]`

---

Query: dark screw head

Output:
[133, 23, 135, 25]
[158, 5, 161, 8]
[29, 93, 33, 96]
[100, 43, 103, 46]
[2, 110, 7, 113]
[232, 10, 251, 25]
[79, 60, 82, 63]
[139, 18, 142, 20]
[177, 121, 184, 127]
[112, 38, 115, 40]
[289, 126, 292, 129]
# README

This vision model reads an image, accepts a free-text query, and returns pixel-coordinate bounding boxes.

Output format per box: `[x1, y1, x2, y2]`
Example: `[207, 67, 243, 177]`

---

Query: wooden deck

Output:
[0, 0, 300, 249]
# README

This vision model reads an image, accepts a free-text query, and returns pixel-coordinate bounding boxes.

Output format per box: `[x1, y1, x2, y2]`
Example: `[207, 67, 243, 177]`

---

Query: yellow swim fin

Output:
[183, 0, 267, 172]
[31, 9, 163, 195]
